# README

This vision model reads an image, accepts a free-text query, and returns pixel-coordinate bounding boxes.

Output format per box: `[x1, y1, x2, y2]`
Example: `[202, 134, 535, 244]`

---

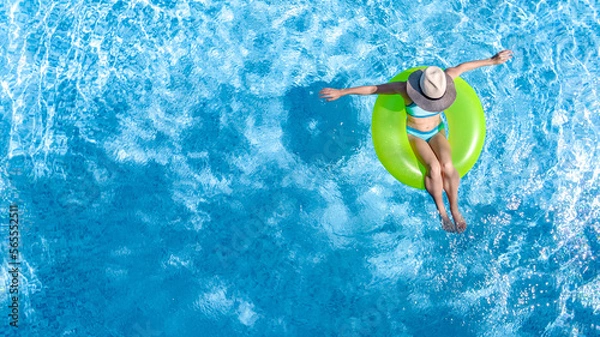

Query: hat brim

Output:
[406, 70, 457, 112]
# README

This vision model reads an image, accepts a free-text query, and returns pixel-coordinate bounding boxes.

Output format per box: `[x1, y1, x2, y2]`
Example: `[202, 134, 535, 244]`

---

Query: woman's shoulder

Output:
[444, 68, 460, 79]
[390, 81, 409, 97]
[392, 81, 411, 103]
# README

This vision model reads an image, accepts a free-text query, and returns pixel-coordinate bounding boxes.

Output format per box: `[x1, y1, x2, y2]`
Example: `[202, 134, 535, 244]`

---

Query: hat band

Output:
[419, 83, 445, 101]
[421, 90, 445, 101]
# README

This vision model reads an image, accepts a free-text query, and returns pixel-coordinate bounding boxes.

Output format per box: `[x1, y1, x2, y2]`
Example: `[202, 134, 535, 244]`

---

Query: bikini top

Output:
[406, 102, 442, 118]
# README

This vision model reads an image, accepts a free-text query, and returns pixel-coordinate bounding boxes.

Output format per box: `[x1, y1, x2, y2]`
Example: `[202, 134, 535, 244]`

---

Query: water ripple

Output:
[1, 0, 600, 336]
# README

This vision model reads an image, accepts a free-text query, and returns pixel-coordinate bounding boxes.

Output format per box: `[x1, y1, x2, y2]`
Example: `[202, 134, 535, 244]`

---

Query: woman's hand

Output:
[491, 50, 513, 65]
[319, 88, 344, 102]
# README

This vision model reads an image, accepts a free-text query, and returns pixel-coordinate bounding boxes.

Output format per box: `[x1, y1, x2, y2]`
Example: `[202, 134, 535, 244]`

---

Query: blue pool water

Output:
[1, 0, 599, 336]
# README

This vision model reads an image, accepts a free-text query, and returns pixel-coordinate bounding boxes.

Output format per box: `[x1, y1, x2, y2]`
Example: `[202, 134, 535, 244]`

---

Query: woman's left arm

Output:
[445, 50, 513, 79]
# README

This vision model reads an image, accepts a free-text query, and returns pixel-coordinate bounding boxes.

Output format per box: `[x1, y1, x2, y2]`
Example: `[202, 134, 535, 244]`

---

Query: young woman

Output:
[319, 50, 512, 233]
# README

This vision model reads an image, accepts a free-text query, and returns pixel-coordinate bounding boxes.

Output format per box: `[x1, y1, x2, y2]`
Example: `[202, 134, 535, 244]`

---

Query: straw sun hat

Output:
[406, 66, 457, 112]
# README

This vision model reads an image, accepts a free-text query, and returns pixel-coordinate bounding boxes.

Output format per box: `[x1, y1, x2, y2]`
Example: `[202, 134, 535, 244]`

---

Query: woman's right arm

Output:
[445, 50, 512, 79]
[319, 82, 406, 102]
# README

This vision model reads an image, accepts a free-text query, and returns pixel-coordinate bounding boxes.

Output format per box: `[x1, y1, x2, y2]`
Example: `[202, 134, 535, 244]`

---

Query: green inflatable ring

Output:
[371, 66, 486, 189]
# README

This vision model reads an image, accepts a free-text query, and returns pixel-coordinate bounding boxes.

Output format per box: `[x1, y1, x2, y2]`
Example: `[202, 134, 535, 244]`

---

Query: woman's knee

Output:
[427, 161, 442, 178]
[441, 161, 457, 177]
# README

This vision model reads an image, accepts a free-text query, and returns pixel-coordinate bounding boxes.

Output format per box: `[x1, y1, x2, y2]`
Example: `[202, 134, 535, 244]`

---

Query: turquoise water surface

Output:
[1, 0, 599, 336]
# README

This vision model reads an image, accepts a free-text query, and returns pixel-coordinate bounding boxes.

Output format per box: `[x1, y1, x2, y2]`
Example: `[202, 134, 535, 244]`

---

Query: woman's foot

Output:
[451, 210, 467, 233]
[441, 215, 456, 233]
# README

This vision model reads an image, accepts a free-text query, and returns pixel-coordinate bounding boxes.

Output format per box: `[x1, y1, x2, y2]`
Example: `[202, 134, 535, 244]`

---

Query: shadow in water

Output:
[282, 82, 365, 165]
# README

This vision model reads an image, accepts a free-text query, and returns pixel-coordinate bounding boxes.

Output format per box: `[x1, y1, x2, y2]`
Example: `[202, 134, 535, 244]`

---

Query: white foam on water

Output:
[194, 284, 235, 317]
[236, 300, 259, 327]
[193, 280, 261, 327]
[161, 253, 192, 270]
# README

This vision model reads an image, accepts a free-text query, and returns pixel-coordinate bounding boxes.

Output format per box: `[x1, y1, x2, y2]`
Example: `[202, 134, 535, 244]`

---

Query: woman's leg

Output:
[428, 133, 466, 233]
[408, 135, 455, 232]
